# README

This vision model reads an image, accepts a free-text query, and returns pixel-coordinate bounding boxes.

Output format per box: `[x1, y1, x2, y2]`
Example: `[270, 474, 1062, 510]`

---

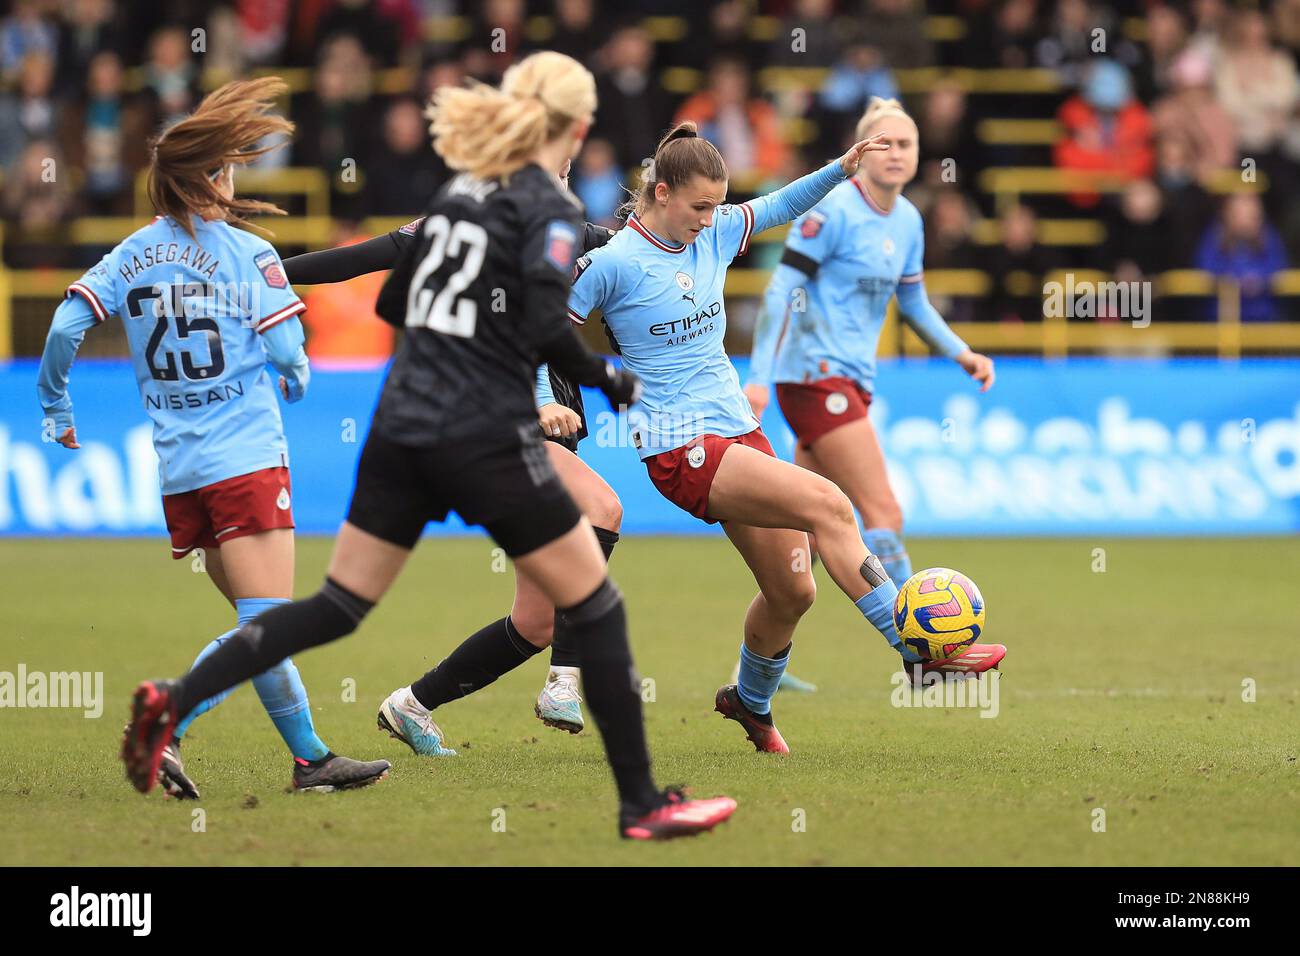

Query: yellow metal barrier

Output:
[970, 218, 1106, 246]
[976, 119, 1061, 146]
[6, 255, 1300, 359]
[925, 16, 967, 41]
[642, 16, 689, 42]
[0, 222, 9, 360]
[422, 16, 471, 43]
[981, 166, 1269, 198]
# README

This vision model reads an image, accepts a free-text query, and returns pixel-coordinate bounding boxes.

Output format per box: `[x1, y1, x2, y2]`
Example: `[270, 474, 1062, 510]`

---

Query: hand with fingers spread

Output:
[838, 132, 891, 176]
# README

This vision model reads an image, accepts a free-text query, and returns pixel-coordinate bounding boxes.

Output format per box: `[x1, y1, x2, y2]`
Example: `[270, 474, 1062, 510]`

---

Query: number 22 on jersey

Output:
[406, 214, 488, 337]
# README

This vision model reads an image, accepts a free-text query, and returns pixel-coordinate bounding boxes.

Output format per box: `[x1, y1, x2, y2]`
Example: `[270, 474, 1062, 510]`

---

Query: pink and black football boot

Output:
[621, 787, 738, 840]
[121, 680, 180, 794]
[904, 644, 1007, 685]
[715, 684, 790, 754]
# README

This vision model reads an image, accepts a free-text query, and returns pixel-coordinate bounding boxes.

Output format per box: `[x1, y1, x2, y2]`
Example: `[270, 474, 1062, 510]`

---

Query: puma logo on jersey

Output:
[674, 272, 695, 304]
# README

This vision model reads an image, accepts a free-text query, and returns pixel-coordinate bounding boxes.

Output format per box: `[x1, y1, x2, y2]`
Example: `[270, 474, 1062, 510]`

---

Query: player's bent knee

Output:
[775, 576, 817, 620]
[585, 491, 623, 533]
[810, 480, 856, 530]
[510, 606, 555, 646]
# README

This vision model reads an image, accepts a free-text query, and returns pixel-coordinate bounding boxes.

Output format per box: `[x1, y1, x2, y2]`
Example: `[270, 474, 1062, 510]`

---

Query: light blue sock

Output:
[736, 642, 790, 716]
[854, 580, 924, 663]
[173, 628, 240, 740]
[863, 527, 913, 589]
[237, 598, 330, 762]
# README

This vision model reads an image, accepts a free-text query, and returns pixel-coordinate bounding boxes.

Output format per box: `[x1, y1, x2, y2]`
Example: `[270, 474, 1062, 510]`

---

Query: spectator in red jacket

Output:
[1054, 59, 1155, 208]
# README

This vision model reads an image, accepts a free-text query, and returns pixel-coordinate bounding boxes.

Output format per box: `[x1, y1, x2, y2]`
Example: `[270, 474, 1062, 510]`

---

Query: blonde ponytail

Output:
[428, 51, 596, 181]
[855, 96, 916, 141]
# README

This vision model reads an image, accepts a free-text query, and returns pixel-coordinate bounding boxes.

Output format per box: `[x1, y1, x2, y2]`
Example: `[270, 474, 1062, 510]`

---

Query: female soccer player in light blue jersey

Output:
[567, 121, 970, 755]
[747, 98, 997, 597]
[37, 79, 389, 797]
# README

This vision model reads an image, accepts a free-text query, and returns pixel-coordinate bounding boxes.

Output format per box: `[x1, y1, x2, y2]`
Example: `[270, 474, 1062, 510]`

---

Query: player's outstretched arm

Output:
[36, 295, 99, 448]
[282, 232, 406, 285]
[746, 133, 888, 235]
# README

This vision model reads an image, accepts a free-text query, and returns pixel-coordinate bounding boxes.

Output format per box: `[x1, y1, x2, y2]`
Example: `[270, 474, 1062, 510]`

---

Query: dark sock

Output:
[550, 527, 620, 669]
[593, 527, 620, 563]
[174, 578, 373, 719]
[562, 578, 658, 809]
[410, 616, 540, 710]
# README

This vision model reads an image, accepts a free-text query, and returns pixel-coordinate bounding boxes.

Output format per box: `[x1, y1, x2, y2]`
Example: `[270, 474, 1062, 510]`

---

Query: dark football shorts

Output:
[775, 376, 873, 451]
[644, 428, 776, 524]
[162, 466, 294, 558]
[346, 422, 581, 557]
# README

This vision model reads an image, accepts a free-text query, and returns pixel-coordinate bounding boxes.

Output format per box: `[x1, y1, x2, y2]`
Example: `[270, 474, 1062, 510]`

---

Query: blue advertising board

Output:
[2, 357, 1297, 537]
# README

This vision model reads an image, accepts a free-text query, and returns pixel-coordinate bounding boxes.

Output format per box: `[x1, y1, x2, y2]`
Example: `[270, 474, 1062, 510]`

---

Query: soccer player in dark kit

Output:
[121, 52, 738, 840]
[282, 168, 622, 745]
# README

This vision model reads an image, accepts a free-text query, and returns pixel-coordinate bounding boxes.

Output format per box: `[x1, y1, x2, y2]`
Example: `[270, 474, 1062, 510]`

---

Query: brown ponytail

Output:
[627, 121, 728, 218]
[147, 77, 294, 240]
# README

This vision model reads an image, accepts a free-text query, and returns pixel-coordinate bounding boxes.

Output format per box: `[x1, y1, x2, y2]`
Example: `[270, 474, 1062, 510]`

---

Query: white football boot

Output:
[535, 667, 584, 734]
[377, 686, 457, 757]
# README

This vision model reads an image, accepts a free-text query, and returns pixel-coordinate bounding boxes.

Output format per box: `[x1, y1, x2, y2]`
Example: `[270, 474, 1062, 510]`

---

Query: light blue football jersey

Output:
[65, 215, 305, 493]
[749, 180, 966, 394]
[569, 161, 847, 459]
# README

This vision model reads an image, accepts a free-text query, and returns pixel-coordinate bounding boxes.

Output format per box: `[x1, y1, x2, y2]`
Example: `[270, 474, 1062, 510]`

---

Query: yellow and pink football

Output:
[893, 568, 986, 661]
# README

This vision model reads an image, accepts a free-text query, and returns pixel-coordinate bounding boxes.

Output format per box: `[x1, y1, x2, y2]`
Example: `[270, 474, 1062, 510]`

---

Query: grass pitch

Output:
[1, 535, 1297, 866]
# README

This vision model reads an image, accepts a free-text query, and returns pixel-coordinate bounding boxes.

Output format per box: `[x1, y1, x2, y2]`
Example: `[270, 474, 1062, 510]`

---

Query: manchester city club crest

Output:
[686, 445, 707, 468]
[826, 392, 849, 415]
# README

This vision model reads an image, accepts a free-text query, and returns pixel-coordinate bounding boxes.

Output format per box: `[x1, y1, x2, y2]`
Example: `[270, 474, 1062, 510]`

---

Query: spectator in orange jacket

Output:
[1054, 59, 1154, 207]
[674, 56, 788, 186]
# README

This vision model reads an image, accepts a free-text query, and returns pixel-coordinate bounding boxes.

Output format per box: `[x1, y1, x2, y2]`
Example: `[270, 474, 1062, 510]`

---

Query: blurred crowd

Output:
[3, 0, 1300, 324]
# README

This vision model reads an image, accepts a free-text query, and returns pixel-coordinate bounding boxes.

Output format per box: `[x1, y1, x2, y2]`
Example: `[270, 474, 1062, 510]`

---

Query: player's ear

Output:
[654, 181, 671, 206]
[571, 118, 590, 151]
